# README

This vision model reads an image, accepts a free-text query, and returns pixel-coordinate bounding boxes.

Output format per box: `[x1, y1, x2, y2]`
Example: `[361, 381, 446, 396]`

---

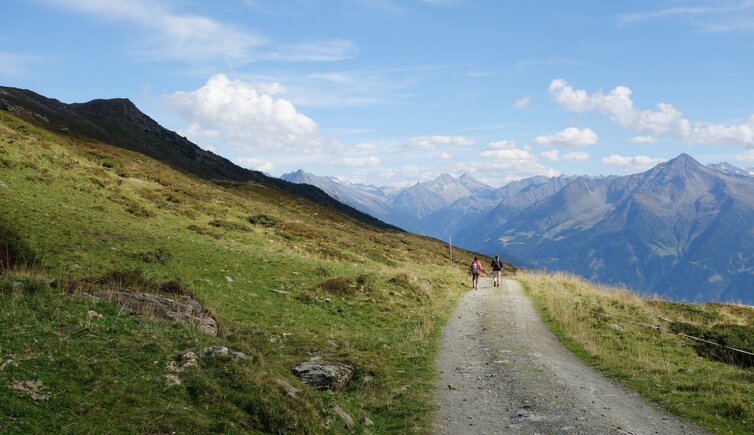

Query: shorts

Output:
[493, 270, 501, 278]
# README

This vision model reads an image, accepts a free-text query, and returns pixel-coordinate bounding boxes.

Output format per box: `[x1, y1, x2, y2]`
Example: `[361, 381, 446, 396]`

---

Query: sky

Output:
[3, 0, 754, 187]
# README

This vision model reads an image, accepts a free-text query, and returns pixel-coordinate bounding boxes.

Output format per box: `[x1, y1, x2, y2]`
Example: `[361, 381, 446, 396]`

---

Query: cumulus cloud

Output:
[335, 156, 381, 167]
[235, 157, 275, 173]
[550, 79, 754, 147]
[514, 95, 530, 108]
[436, 151, 453, 160]
[461, 140, 559, 185]
[602, 154, 666, 173]
[540, 149, 561, 161]
[533, 127, 598, 148]
[404, 135, 475, 150]
[165, 74, 333, 153]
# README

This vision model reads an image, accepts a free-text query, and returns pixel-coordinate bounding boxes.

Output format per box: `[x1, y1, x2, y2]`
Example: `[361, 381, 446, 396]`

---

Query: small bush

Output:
[209, 219, 250, 232]
[187, 224, 223, 239]
[135, 248, 173, 264]
[0, 221, 36, 270]
[247, 214, 280, 227]
[314, 277, 354, 295]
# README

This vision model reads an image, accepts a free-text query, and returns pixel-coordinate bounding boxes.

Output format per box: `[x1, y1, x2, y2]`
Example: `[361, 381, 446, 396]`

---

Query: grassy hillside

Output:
[0, 111, 484, 433]
[519, 271, 754, 435]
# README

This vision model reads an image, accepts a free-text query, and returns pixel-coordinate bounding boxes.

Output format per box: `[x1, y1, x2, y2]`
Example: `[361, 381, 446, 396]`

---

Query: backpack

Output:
[471, 262, 478, 274]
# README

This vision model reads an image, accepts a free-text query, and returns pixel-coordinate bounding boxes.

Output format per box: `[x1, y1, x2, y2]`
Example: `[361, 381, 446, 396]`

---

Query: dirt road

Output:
[433, 278, 706, 435]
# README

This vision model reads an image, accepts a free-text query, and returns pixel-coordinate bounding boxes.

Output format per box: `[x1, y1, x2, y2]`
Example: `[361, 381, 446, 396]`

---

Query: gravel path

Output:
[433, 278, 707, 435]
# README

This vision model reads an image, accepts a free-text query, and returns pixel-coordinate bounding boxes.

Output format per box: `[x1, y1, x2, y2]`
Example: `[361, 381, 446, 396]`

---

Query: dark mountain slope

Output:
[0, 86, 397, 230]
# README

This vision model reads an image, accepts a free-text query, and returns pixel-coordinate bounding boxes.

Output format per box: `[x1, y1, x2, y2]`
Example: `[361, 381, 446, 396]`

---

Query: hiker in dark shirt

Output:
[470, 256, 483, 290]
[491, 255, 503, 287]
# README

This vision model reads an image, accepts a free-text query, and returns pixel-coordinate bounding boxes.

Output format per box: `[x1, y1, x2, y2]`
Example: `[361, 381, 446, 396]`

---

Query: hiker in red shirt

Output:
[470, 256, 483, 290]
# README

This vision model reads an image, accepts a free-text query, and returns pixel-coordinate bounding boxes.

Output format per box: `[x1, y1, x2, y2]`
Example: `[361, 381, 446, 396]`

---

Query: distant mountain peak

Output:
[436, 173, 456, 183]
[707, 162, 751, 177]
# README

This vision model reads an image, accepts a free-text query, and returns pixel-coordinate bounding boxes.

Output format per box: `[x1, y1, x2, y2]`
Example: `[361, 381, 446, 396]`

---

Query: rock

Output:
[167, 350, 199, 374]
[9, 380, 50, 401]
[609, 323, 624, 332]
[248, 327, 261, 335]
[87, 310, 104, 320]
[87, 290, 218, 336]
[359, 416, 374, 427]
[198, 346, 247, 361]
[291, 360, 353, 390]
[225, 276, 234, 283]
[0, 180, 7, 189]
[276, 378, 301, 398]
[333, 404, 354, 430]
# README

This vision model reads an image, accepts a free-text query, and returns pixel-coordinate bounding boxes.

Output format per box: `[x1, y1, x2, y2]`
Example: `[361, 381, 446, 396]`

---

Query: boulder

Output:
[88, 290, 218, 336]
[291, 360, 353, 391]
[334, 404, 354, 431]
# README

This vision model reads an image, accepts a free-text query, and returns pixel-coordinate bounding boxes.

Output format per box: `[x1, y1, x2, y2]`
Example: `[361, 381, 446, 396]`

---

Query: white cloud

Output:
[164, 73, 334, 153]
[263, 40, 357, 62]
[489, 140, 518, 150]
[735, 150, 754, 162]
[335, 156, 381, 167]
[436, 151, 453, 160]
[602, 154, 666, 173]
[514, 95, 530, 108]
[235, 157, 275, 173]
[549, 79, 754, 147]
[41, 0, 354, 64]
[631, 135, 658, 144]
[619, 4, 754, 34]
[533, 127, 598, 148]
[540, 149, 560, 161]
[405, 135, 475, 150]
[562, 151, 590, 163]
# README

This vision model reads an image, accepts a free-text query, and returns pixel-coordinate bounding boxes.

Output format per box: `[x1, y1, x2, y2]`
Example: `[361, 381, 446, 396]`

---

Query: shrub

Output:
[135, 248, 173, 264]
[314, 277, 354, 295]
[247, 214, 280, 228]
[0, 221, 36, 270]
[208, 219, 250, 232]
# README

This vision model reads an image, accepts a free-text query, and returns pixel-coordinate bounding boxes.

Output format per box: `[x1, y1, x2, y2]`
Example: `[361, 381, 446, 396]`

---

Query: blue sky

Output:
[3, 0, 754, 187]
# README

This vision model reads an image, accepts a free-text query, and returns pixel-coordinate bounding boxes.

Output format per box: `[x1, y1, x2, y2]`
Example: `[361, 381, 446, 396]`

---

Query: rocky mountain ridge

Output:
[283, 157, 754, 303]
[0, 86, 397, 231]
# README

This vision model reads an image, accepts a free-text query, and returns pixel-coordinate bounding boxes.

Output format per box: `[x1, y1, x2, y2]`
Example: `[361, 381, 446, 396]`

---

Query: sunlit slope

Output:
[0, 111, 484, 433]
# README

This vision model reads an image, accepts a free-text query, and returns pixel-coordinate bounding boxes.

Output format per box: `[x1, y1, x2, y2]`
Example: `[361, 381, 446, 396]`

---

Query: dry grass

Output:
[518, 271, 754, 434]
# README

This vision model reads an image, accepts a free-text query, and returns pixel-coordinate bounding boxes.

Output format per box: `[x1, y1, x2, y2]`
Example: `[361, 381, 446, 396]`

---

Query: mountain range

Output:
[282, 158, 754, 304]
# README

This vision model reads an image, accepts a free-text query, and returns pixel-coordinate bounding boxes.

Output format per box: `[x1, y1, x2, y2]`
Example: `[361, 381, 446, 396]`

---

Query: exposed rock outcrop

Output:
[87, 290, 217, 336]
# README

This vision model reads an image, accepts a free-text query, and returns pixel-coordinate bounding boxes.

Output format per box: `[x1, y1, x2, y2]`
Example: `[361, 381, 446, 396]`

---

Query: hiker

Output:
[470, 256, 483, 290]
[491, 255, 503, 287]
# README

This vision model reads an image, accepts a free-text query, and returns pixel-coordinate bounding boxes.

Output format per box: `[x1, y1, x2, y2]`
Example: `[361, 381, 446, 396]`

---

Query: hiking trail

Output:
[433, 278, 707, 434]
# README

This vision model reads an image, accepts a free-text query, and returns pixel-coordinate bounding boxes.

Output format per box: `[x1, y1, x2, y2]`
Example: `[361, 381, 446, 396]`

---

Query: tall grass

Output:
[519, 271, 754, 434]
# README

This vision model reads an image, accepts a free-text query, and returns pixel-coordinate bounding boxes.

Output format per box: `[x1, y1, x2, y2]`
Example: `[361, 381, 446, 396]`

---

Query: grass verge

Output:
[518, 271, 754, 435]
